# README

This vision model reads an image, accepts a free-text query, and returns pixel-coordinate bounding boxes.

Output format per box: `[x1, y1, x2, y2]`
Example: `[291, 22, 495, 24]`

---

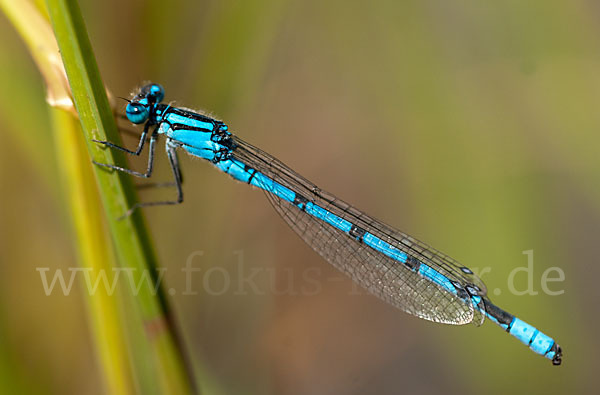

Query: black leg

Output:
[171, 146, 183, 185]
[93, 128, 158, 178]
[93, 121, 151, 156]
[135, 148, 184, 190]
[118, 140, 184, 219]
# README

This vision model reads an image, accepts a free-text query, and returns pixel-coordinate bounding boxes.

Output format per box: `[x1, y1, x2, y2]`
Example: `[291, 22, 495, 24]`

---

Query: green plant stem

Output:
[0, 0, 196, 392]
[0, 0, 71, 108]
[0, 1, 137, 393]
[44, 0, 195, 393]
[50, 107, 135, 395]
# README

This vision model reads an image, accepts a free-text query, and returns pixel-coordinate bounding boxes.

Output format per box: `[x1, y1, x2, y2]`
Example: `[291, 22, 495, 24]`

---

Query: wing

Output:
[230, 135, 486, 325]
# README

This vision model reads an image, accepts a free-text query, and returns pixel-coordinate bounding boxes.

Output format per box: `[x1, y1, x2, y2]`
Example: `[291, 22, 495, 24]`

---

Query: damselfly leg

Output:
[93, 124, 185, 217]
[119, 141, 184, 218]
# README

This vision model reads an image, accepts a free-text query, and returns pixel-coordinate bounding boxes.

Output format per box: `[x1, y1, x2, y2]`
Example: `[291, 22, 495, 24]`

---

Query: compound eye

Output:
[149, 83, 164, 102]
[141, 82, 165, 103]
[125, 102, 149, 124]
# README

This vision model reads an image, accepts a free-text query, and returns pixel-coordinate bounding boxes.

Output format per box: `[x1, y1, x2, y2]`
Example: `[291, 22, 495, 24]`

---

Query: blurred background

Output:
[0, 0, 598, 394]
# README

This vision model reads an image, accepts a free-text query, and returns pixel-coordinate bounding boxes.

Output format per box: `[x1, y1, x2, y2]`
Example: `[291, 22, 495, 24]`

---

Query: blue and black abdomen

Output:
[145, 88, 561, 365]
[484, 300, 562, 364]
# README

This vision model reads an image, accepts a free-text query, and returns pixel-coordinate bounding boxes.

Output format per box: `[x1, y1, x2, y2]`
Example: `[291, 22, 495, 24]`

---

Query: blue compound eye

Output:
[125, 102, 149, 124]
[141, 83, 164, 103]
[149, 83, 164, 102]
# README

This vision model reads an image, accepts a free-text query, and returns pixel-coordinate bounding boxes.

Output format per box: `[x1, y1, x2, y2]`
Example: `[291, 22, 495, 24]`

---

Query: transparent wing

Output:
[230, 135, 486, 325]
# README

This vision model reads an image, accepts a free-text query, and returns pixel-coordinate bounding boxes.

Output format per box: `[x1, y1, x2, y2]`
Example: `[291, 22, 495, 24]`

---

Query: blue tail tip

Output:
[550, 343, 562, 366]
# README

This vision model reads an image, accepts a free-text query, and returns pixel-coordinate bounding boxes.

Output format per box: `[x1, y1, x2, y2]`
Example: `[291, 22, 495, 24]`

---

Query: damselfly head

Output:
[140, 82, 165, 103]
[125, 101, 150, 124]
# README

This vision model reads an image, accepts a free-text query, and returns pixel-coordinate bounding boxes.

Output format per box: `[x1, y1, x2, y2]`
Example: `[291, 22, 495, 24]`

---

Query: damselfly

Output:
[94, 83, 562, 365]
